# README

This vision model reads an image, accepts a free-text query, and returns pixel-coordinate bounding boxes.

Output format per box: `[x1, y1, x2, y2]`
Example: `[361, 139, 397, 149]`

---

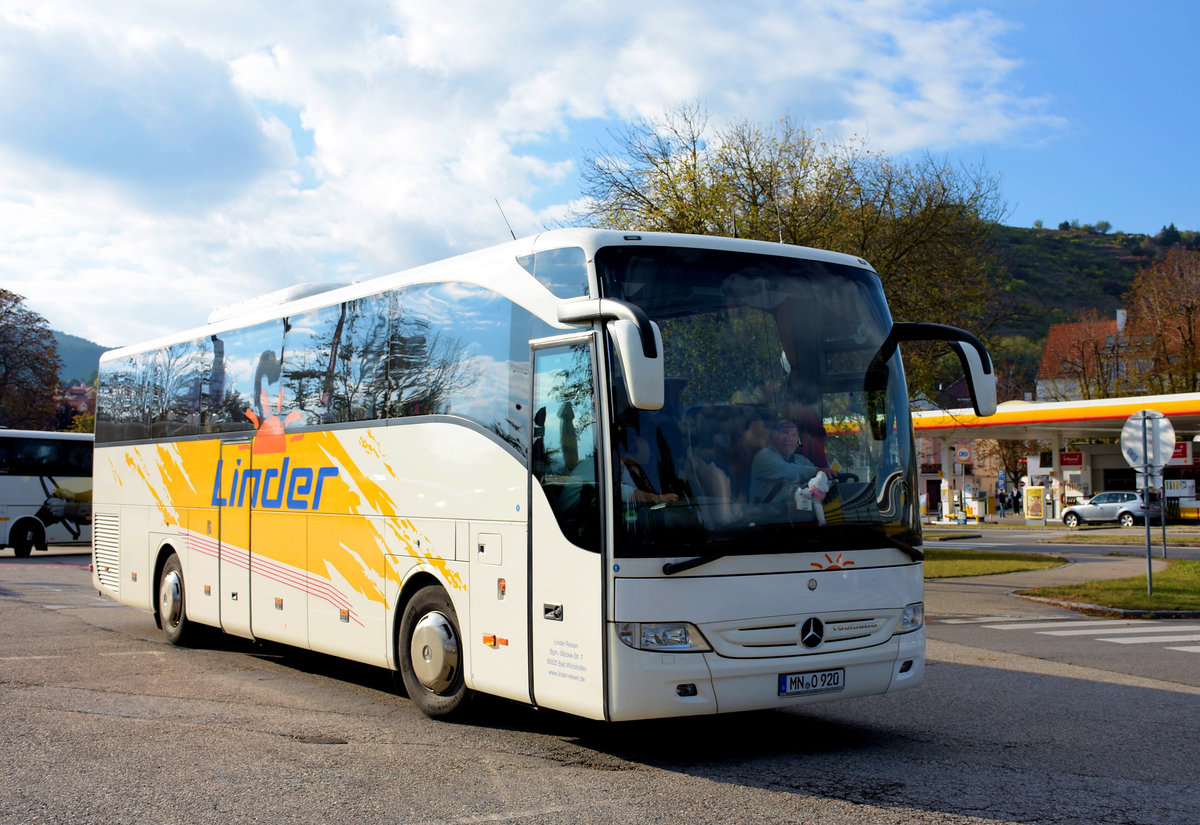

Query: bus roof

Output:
[103, 229, 875, 361]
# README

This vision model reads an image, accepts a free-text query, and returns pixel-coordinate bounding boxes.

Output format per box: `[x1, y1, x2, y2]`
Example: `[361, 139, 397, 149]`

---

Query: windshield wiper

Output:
[661, 528, 922, 574]
[822, 525, 924, 562]
[660, 532, 829, 575]
[662, 554, 726, 575]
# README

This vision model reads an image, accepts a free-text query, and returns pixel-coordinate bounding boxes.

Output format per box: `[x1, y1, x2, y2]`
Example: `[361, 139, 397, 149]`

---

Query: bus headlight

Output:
[617, 622, 712, 652]
[898, 602, 924, 634]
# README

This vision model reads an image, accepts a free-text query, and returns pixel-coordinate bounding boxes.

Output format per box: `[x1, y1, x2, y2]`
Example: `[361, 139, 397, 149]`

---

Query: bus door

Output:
[216, 437, 253, 639]
[528, 338, 607, 720]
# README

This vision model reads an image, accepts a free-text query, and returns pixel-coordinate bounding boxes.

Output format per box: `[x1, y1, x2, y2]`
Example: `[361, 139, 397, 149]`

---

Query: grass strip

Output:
[924, 548, 1067, 579]
[1020, 558, 1200, 613]
[1045, 533, 1200, 547]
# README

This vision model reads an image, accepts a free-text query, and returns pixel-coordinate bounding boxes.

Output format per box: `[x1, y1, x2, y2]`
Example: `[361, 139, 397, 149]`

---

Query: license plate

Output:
[778, 667, 845, 697]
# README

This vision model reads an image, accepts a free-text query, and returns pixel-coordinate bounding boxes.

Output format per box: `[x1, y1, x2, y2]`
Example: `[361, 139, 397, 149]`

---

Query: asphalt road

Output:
[2, 549, 1198, 825]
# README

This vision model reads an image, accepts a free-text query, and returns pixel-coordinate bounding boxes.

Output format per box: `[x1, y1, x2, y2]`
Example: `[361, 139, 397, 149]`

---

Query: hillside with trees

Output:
[982, 222, 1196, 398]
[989, 222, 1194, 339]
[53, 330, 109, 385]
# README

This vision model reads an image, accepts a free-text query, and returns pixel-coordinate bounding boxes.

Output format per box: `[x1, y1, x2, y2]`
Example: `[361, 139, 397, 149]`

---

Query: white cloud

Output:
[0, 20, 286, 208]
[0, 0, 1059, 347]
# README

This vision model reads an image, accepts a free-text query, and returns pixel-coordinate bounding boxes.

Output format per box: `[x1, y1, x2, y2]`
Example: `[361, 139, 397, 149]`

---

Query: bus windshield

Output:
[597, 245, 917, 559]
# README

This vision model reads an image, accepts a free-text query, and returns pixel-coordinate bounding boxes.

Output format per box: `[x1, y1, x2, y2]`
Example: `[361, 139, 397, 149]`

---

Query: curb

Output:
[1013, 593, 1200, 620]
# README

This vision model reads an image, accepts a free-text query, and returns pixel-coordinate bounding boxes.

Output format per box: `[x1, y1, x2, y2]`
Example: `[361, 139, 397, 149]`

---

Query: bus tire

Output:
[158, 553, 195, 646]
[398, 586, 470, 718]
[11, 522, 41, 558]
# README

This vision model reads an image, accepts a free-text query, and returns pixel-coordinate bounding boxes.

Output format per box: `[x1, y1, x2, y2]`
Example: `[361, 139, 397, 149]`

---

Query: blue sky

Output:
[0, 0, 1196, 347]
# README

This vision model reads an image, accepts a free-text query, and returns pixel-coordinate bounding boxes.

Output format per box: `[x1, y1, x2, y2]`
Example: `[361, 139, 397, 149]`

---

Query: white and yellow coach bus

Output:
[92, 229, 995, 721]
[1, 429, 92, 556]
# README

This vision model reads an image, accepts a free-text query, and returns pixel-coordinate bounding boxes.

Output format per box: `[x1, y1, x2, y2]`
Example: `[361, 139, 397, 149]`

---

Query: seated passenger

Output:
[749, 420, 817, 504]
[793, 402, 829, 468]
[621, 437, 678, 506]
[728, 418, 769, 500]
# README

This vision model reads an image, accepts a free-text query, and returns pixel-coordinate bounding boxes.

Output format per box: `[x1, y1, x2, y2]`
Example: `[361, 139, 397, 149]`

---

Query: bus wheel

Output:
[398, 586, 470, 718]
[11, 523, 40, 558]
[158, 554, 194, 646]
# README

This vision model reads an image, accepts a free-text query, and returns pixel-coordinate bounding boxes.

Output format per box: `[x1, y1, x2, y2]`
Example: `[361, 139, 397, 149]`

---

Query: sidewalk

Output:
[924, 553, 1169, 618]
[926, 510, 1200, 535]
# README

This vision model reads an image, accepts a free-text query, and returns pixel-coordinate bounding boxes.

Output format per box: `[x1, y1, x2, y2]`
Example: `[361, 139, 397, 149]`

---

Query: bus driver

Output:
[749, 420, 818, 504]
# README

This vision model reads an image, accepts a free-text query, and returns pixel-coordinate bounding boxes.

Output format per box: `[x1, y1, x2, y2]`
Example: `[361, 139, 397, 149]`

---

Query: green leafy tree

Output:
[0, 289, 61, 428]
[1156, 223, 1182, 247]
[69, 412, 95, 433]
[987, 335, 1043, 399]
[573, 103, 1008, 406]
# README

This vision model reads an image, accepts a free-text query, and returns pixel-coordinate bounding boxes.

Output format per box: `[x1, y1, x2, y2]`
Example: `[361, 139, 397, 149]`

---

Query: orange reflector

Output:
[275, 597, 284, 610]
[482, 634, 497, 647]
[204, 585, 211, 596]
[498, 637, 509, 646]
[131, 572, 137, 581]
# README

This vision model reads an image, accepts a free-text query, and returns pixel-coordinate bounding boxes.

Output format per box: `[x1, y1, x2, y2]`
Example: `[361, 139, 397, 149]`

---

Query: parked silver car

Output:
[1061, 491, 1160, 528]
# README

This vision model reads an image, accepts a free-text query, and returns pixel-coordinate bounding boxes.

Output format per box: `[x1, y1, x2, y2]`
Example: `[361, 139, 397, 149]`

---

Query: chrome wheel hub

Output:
[410, 611, 459, 693]
[161, 570, 183, 628]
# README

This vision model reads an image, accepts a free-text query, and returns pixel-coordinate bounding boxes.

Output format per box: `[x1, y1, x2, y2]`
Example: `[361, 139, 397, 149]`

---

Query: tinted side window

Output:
[149, 339, 212, 438]
[0, 438, 92, 476]
[284, 296, 390, 424]
[207, 322, 286, 434]
[386, 283, 529, 454]
[96, 283, 538, 454]
[517, 247, 589, 298]
[96, 352, 152, 443]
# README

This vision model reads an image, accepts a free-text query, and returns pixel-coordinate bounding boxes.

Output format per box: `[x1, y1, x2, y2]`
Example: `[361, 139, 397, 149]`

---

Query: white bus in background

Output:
[0, 429, 93, 557]
[91, 229, 995, 721]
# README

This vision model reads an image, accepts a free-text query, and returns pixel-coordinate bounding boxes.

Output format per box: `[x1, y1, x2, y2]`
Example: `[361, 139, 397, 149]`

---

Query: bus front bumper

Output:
[606, 626, 924, 722]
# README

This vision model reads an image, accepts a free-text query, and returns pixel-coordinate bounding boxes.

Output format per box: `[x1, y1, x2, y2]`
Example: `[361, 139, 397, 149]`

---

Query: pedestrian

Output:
[997, 490, 1007, 517]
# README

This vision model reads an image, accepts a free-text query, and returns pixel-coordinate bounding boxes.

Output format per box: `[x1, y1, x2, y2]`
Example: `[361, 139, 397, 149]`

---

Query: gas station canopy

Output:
[912, 392, 1200, 442]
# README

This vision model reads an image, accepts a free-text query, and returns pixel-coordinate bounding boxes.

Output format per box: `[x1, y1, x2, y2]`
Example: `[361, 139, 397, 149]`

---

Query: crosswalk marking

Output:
[984, 620, 1128, 630]
[941, 616, 1048, 624]
[935, 616, 1200, 654]
[1040, 624, 1200, 636]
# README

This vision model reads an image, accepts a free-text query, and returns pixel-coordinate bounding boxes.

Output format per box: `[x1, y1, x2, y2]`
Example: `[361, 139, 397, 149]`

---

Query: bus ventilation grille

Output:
[93, 513, 121, 592]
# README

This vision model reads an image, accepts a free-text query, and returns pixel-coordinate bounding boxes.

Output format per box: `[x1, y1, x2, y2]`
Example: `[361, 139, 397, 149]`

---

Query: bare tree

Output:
[1124, 248, 1200, 394]
[1040, 308, 1127, 401]
[573, 103, 1008, 405]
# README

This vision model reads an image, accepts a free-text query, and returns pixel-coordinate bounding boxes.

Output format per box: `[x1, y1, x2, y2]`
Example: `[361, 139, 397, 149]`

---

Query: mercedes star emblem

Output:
[800, 617, 824, 649]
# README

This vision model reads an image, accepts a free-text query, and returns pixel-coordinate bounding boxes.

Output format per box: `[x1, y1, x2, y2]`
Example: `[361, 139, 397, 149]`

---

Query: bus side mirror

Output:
[946, 338, 997, 417]
[873, 322, 997, 417]
[608, 319, 664, 411]
[558, 298, 664, 411]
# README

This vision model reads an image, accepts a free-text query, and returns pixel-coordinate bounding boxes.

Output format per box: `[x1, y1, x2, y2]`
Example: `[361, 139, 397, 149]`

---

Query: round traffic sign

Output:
[1120, 409, 1175, 470]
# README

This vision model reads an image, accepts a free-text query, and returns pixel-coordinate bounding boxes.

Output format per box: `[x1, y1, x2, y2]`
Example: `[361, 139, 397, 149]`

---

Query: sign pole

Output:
[1161, 490, 1169, 560]
[1142, 416, 1153, 596]
[1122, 409, 1172, 598]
